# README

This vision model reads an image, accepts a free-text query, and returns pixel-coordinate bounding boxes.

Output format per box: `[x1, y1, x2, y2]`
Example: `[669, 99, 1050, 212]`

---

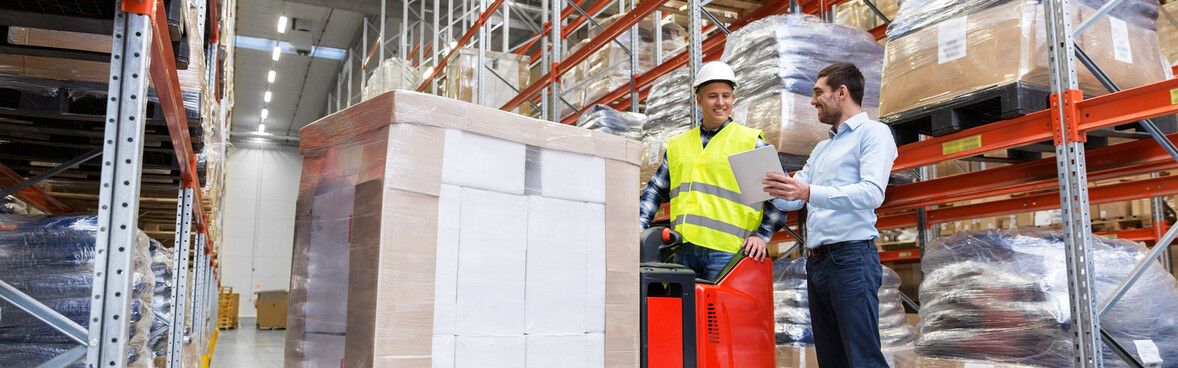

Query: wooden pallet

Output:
[1091, 216, 1150, 232]
[217, 317, 236, 330]
[255, 325, 286, 331]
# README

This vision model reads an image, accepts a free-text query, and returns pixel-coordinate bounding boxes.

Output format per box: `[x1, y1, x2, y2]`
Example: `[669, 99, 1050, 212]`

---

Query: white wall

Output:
[221, 143, 302, 317]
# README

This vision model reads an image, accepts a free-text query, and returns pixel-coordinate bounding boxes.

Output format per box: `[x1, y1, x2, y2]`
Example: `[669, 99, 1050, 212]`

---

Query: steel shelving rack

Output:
[0, 0, 232, 366]
[332, 0, 1177, 366]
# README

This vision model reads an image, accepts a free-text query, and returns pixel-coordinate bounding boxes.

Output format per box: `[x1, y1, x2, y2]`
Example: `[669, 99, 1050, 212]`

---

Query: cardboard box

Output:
[256, 290, 288, 330]
[1101, 201, 1132, 219]
[776, 346, 820, 368]
[290, 90, 641, 367]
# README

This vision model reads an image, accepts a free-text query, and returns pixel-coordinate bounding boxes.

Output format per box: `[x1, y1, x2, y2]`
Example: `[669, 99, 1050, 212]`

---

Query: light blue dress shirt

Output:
[771, 112, 898, 249]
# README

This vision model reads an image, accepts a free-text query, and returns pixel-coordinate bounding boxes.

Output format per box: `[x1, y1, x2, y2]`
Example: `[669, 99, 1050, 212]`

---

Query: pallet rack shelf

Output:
[0, 0, 232, 366]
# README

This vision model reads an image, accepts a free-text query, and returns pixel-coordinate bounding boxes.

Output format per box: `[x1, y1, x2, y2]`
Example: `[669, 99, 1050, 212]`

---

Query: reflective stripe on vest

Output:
[666, 123, 764, 253]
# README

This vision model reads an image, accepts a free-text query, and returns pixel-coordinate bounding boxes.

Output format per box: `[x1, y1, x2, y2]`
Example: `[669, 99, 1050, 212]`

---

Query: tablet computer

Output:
[727, 146, 785, 205]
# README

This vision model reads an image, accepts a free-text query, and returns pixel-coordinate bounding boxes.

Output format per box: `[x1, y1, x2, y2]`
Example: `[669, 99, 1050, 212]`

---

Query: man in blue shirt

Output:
[763, 63, 897, 367]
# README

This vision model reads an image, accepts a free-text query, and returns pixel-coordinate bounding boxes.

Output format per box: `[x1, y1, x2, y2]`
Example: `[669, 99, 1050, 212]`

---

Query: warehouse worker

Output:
[638, 61, 786, 280]
[762, 62, 896, 368]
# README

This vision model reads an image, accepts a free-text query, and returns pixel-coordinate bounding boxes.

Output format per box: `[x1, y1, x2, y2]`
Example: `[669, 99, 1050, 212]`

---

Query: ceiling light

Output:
[423, 66, 435, 76]
[264, 91, 272, 102]
[278, 16, 288, 34]
[258, 123, 267, 133]
[261, 109, 269, 119]
[272, 46, 282, 60]
[267, 70, 276, 83]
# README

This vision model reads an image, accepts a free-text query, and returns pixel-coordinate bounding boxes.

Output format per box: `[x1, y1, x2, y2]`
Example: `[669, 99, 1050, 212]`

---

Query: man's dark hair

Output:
[817, 63, 865, 106]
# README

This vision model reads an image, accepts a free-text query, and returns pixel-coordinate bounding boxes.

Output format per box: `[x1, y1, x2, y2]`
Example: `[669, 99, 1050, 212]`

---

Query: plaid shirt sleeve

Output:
[753, 137, 788, 242]
[639, 152, 671, 229]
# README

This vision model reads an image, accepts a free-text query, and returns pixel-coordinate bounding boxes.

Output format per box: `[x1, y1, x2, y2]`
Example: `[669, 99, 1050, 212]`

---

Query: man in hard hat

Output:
[639, 61, 786, 280]
[763, 62, 896, 367]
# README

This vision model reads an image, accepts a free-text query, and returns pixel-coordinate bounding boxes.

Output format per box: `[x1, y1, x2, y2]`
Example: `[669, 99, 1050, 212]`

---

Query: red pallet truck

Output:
[639, 226, 776, 368]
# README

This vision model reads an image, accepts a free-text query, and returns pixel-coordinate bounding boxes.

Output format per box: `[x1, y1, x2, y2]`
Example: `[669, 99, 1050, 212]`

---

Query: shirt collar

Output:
[828, 112, 869, 138]
[701, 118, 733, 134]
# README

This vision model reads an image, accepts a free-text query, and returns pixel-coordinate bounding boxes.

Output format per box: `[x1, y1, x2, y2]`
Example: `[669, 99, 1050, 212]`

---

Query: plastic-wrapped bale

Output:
[879, 0, 1167, 120]
[288, 90, 642, 367]
[1159, 1, 1178, 67]
[579, 14, 686, 106]
[362, 58, 422, 101]
[834, 0, 899, 32]
[722, 14, 884, 157]
[918, 228, 1178, 367]
[0, 214, 155, 368]
[443, 48, 530, 113]
[640, 69, 693, 185]
[772, 257, 918, 367]
[575, 105, 645, 141]
[148, 239, 175, 361]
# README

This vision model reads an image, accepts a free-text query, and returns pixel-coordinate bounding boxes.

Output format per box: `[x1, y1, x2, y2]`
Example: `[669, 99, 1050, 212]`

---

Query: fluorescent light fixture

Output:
[258, 123, 267, 133]
[264, 91, 272, 102]
[235, 36, 347, 60]
[261, 109, 269, 119]
[278, 16, 288, 34]
[267, 70, 276, 83]
[423, 66, 435, 76]
[272, 46, 281, 60]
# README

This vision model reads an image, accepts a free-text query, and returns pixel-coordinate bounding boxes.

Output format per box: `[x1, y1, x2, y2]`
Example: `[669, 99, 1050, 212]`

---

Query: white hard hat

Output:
[693, 61, 738, 95]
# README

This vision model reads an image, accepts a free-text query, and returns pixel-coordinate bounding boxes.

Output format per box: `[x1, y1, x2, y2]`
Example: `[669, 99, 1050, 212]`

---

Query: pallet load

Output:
[834, 0, 899, 32]
[362, 58, 422, 102]
[0, 215, 158, 367]
[286, 90, 641, 367]
[561, 15, 686, 120]
[148, 239, 177, 365]
[218, 287, 239, 330]
[773, 258, 919, 367]
[722, 14, 884, 170]
[1158, 1, 1178, 67]
[443, 48, 530, 114]
[879, 0, 1169, 141]
[639, 69, 692, 185]
[575, 104, 646, 141]
[918, 229, 1178, 367]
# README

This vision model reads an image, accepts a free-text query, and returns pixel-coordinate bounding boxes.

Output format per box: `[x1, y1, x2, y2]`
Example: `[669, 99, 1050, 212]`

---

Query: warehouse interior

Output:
[2, 0, 1178, 367]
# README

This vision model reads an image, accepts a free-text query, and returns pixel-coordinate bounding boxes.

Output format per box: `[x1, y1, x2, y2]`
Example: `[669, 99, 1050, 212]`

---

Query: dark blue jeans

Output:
[806, 241, 889, 368]
[674, 242, 735, 281]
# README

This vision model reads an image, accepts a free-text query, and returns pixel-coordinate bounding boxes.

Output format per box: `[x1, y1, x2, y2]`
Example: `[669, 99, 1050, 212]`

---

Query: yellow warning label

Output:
[898, 251, 912, 258]
[942, 135, 983, 155]
[1170, 88, 1178, 105]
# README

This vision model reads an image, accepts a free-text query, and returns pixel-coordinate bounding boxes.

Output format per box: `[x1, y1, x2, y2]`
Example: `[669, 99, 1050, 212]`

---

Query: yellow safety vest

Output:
[667, 123, 764, 253]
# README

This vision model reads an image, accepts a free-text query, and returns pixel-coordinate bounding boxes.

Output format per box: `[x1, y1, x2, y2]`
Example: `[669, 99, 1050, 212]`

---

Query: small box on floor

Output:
[256, 290, 288, 330]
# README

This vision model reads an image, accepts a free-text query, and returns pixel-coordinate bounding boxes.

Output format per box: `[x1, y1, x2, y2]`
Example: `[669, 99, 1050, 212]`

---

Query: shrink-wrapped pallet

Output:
[773, 257, 919, 367]
[879, 0, 1167, 118]
[575, 104, 645, 141]
[722, 15, 884, 156]
[286, 90, 642, 367]
[918, 229, 1178, 367]
[443, 48, 530, 113]
[362, 58, 422, 101]
[639, 69, 692, 185]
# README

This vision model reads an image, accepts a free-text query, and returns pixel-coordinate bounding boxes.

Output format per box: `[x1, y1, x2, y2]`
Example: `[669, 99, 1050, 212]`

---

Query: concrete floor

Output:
[209, 318, 284, 367]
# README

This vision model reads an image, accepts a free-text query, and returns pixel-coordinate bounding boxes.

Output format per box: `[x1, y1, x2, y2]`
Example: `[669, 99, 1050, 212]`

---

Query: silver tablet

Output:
[727, 146, 785, 205]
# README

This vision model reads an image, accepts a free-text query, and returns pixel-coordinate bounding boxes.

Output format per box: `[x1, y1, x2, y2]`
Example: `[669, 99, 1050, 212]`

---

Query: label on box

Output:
[648, 146, 659, 165]
[1134, 340, 1163, 366]
[938, 16, 968, 64]
[1110, 17, 1132, 63]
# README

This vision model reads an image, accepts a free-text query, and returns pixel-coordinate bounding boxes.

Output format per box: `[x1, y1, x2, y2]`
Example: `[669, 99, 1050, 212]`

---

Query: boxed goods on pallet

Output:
[639, 69, 692, 184]
[834, 0, 899, 32]
[773, 258, 919, 367]
[256, 290, 288, 330]
[575, 104, 645, 141]
[561, 15, 686, 119]
[919, 228, 1178, 367]
[722, 15, 884, 157]
[879, 0, 1168, 121]
[443, 47, 530, 113]
[0, 214, 159, 367]
[362, 58, 422, 101]
[1159, 1, 1178, 66]
[287, 90, 642, 367]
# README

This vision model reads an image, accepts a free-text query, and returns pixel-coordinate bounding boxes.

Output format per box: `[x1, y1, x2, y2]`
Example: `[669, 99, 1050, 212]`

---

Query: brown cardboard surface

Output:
[257, 290, 289, 329]
[383, 124, 446, 196]
[605, 159, 641, 367]
[776, 345, 820, 367]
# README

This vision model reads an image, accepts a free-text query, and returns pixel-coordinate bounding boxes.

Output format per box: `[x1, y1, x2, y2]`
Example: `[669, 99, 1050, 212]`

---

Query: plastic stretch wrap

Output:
[918, 229, 1178, 367]
[835, 0, 899, 31]
[640, 69, 693, 184]
[148, 240, 175, 359]
[0, 214, 155, 367]
[880, 0, 1167, 118]
[772, 257, 917, 367]
[575, 105, 645, 141]
[443, 48, 530, 113]
[362, 58, 421, 101]
[289, 90, 641, 366]
[722, 15, 884, 156]
[1159, 2, 1178, 66]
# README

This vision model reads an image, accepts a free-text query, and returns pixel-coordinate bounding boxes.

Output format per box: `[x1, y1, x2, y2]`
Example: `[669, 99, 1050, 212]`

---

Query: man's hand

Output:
[742, 236, 769, 261]
[763, 172, 809, 201]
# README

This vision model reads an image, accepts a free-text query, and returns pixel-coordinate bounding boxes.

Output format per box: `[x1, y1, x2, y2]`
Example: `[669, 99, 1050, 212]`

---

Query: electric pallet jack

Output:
[639, 226, 776, 368]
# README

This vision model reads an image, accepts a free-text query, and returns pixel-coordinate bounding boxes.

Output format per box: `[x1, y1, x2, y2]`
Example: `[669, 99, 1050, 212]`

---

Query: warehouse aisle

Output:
[210, 318, 285, 367]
